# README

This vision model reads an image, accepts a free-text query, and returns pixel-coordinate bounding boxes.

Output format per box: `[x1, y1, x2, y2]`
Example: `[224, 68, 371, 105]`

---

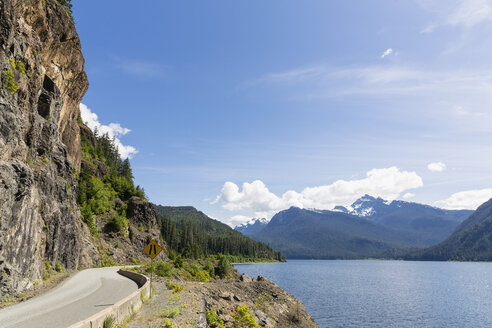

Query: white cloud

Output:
[418, 0, 492, 32]
[427, 161, 446, 172]
[212, 167, 423, 218]
[435, 188, 492, 209]
[403, 192, 416, 199]
[228, 215, 253, 228]
[115, 58, 164, 78]
[253, 64, 492, 100]
[381, 48, 393, 58]
[253, 66, 325, 85]
[79, 103, 138, 159]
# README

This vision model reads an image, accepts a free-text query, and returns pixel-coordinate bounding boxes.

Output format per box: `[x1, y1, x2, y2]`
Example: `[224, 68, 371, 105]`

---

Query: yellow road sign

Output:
[144, 240, 162, 259]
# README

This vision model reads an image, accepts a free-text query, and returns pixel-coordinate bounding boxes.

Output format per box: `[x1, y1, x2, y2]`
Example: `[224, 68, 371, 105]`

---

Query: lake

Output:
[235, 260, 492, 328]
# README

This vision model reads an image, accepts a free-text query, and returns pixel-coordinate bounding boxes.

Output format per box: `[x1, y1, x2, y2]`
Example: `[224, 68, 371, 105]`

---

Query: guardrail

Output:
[67, 269, 149, 328]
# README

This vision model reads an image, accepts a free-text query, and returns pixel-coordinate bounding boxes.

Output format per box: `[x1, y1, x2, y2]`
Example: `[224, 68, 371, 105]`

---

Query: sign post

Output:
[143, 240, 163, 298]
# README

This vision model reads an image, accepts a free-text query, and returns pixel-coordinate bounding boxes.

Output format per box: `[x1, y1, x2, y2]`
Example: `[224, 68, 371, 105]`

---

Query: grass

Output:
[157, 307, 181, 318]
[165, 282, 184, 293]
[103, 316, 115, 328]
[140, 285, 154, 304]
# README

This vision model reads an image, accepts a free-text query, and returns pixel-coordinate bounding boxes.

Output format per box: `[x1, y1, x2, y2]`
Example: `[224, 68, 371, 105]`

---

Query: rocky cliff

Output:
[0, 0, 162, 296]
[0, 0, 93, 295]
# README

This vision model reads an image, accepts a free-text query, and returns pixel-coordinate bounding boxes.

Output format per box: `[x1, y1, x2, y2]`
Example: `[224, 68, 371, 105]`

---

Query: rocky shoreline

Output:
[127, 273, 318, 328]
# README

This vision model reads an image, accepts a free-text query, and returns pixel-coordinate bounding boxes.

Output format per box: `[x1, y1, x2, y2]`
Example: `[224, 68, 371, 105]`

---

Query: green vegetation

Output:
[141, 258, 223, 282]
[231, 305, 259, 328]
[154, 205, 284, 262]
[1, 69, 18, 94]
[165, 282, 184, 293]
[158, 307, 181, 318]
[55, 261, 62, 273]
[15, 60, 26, 76]
[103, 316, 115, 328]
[1, 58, 27, 94]
[215, 253, 232, 278]
[43, 261, 51, 280]
[406, 198, 492, 261]
[57, 0, 73, 17]
[162, 318, 174, 328]
[77, 129, 145, 236]
[206, 309, 225, 328]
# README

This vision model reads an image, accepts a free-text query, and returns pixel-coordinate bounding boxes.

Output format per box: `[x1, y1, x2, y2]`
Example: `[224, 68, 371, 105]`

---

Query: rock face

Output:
[0, 0, 93, 294]
[203, 275, 318, 327]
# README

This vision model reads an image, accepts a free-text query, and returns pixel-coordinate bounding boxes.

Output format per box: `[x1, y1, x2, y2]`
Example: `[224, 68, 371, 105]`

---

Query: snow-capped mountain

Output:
[235, 217, 268, 236]
[349, 194, 391, 217]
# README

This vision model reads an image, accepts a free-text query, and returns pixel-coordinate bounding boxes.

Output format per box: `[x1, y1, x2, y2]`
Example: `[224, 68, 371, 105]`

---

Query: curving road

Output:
[0, 266, 139, 328]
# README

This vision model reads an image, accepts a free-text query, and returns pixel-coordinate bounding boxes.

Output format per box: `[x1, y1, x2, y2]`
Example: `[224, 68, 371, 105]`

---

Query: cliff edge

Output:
[0, 0, 162, 296]
[0, 0, 93, 294]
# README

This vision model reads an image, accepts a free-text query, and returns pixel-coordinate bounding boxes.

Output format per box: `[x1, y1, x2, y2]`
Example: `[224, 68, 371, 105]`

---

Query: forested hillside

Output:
[153, 205, 285, 262]
[76, 122, 162, 264]
[77, 123, 146, 235]
[406, 198, 492, 261]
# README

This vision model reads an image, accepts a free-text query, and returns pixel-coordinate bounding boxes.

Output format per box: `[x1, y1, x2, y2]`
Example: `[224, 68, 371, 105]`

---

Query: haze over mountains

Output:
[235, 195, 474, 259]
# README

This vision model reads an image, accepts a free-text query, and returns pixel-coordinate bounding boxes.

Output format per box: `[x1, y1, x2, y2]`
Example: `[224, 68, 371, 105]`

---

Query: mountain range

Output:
[235, 218, 268, 236]
[406, 198, 492, 261]
[236, 195, 473, 259]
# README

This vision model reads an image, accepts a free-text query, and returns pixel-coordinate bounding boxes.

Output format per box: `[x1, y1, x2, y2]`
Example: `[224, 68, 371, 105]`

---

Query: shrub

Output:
[1, 69, 18, 94]
[55, 261, 62, 273]
[80, 202, 98, 236]
[154, 261, 174, 278]
[43, 261, 51, 280]
[216, 254, 231, 278]
[165, 282, 184, 293]
[159, 307, 181, 318]
[15, 60, 26, 76]
[203, 260, 215, 277]
[231, 305, 259, 328]
[174, 255, 183, 268]
[206, 309, 225, 328]
[195, 270, 211, 282]
[106, 213, 128, 233]
[162, 318, 173, 328]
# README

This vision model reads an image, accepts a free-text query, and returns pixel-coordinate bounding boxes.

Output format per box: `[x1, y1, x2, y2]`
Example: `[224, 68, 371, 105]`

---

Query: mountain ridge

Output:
[406, 198, 492, 261]
[241, 195, 473, 259]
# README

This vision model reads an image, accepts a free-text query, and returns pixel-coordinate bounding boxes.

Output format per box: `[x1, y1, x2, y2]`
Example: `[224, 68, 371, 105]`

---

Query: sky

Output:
[73, 0, 492, 226]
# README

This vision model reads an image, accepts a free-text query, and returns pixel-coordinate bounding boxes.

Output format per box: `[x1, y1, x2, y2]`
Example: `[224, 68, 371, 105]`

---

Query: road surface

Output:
[0, 266, 139, 328]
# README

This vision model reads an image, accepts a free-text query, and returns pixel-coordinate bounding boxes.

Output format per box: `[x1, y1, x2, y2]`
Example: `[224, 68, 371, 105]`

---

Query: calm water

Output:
[235, 260, 492, 328]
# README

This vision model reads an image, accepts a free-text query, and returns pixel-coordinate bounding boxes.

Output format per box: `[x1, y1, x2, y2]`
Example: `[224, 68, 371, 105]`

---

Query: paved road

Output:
[0, 266, 139, 328]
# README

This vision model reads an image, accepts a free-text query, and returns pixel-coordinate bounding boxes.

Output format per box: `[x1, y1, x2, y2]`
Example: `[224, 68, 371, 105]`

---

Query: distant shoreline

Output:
[232, 260, 283, 265]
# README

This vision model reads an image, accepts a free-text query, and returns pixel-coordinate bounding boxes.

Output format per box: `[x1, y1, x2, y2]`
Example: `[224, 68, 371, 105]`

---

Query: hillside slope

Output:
[406, 198, 492, 261]
[76, 124, 163, 265]
[154, 205, 284, 261]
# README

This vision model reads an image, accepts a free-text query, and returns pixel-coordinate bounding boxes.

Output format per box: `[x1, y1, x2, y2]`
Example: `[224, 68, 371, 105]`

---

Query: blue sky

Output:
[74, 0, 492, 226]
